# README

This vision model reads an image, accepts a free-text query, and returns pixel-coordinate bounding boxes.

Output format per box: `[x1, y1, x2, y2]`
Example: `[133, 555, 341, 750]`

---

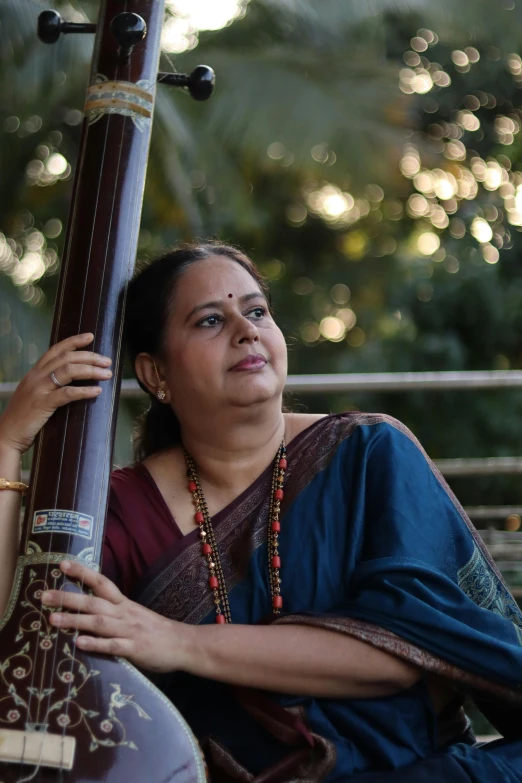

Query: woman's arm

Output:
[185, 622, 421, 697]
[0, 333, 112, 615]
[44, 561, 420, 699]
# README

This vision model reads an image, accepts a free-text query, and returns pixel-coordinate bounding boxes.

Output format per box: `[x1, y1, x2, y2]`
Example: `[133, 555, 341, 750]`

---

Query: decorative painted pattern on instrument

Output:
[0, 548, 98, 637]
[84, 76, 155, 130]
[458, 543, 522, 645]
[0, 568, 151, 753]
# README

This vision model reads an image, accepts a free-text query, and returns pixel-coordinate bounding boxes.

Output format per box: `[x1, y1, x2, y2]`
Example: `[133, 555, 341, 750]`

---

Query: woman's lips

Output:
[230, 355, 267, 371]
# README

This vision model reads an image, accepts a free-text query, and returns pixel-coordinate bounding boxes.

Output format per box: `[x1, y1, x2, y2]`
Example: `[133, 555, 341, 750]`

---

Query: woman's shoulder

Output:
[284, 412, 328, 442]
[284, 412, 428, 472]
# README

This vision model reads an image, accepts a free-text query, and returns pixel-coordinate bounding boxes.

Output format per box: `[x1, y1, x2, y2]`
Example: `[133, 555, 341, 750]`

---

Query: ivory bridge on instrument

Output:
[0, 728, 76, 770]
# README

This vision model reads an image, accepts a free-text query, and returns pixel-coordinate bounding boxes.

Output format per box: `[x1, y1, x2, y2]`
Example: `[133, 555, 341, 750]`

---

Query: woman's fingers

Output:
[59, 560, 125, 604]
[45, 384, 103, 407]
[49, 350, 112, 368]
[45, 351, 112, 375]
[41, 564, 182, 672]
[37, 333, 99, 372]
[0, 332, 112, 455]
[42, 351, 112, 380]
[41, 563, 131, 650]
[46, 362, 112, 389]
[41, 588, 117, 617]
[49, 609, 125, 636]
[74, 636, 132, 655]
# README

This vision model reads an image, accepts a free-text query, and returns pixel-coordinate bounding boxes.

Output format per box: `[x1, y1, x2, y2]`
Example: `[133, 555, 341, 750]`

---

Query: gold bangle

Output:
[0, 478, 28, 495]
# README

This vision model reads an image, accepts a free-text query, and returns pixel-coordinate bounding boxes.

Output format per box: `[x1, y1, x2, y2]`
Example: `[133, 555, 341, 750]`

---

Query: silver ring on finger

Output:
[50, 371, 66, 388]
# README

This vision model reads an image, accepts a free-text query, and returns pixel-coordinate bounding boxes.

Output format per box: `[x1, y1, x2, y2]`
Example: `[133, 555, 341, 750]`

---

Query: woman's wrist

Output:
[0, 438, 23, 469]
[173, 622, 210, 677]
[0, 418, 25, 456]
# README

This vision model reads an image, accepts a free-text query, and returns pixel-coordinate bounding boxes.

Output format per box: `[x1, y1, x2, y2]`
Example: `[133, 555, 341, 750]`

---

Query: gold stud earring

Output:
[152, 359, 166, 402]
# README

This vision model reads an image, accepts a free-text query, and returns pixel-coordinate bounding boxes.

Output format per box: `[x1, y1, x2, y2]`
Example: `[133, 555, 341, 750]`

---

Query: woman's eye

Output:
[248, 307, 266, 319]
[197, 314, 222, 328]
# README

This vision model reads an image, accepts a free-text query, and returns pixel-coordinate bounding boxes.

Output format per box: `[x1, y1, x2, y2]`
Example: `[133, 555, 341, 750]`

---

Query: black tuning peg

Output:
[37, 10, 96, 44]
[110, 13, 147, 59]
[157, 66, 215, 101]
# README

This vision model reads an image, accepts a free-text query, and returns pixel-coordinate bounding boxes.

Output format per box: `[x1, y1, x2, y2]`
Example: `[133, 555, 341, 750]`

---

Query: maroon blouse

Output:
[102, 463, 181, 596]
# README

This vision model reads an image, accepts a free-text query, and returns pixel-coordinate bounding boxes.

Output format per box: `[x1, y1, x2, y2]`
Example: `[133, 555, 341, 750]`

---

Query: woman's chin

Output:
[227, 379, 283, 408]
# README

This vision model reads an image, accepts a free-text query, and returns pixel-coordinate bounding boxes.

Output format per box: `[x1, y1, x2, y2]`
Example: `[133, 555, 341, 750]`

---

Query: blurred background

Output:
[3, 7, 522, 563]
[4, 0, 522, 735]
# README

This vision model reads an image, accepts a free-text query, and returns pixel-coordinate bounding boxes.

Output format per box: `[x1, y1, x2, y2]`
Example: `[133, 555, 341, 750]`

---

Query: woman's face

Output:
[159, 256, 288, 422]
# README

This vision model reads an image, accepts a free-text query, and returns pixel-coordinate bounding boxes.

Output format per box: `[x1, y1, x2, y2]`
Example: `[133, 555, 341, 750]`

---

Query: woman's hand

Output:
[0, 333, 112, 455]
[41, 560, 190, 673]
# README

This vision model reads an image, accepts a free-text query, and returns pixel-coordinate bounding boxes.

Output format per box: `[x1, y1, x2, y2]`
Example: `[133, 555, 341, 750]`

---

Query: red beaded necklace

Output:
[183, 441, 287, 623]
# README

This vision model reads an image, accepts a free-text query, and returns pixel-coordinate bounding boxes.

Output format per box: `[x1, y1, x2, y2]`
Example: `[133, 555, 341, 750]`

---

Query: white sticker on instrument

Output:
[32, 509, 94, 539]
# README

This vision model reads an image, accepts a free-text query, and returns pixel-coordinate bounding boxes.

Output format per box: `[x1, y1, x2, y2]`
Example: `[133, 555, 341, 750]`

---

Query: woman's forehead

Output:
[177, 256, 262, 298]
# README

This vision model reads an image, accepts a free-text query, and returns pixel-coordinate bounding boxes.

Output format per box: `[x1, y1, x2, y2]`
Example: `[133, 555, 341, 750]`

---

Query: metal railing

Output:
[3, 370, 522, 400]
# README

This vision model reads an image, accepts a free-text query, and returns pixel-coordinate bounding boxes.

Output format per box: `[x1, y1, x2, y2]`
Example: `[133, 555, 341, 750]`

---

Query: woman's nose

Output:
[236, 316, 259, 343]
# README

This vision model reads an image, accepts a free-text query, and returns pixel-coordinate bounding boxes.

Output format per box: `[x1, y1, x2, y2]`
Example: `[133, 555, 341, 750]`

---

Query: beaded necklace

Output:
[183, 440, 287, 623]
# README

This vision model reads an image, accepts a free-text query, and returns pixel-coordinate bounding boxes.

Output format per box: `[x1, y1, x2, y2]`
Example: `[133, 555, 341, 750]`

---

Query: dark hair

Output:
[125, 242, 270, 462]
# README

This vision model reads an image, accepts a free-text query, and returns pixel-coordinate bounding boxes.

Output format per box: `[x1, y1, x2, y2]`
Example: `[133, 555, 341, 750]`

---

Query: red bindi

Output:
[228, 293, 233, 298]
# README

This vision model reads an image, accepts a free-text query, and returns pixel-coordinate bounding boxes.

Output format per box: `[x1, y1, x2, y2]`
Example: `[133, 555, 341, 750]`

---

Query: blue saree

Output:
[115, 413, 522, 781]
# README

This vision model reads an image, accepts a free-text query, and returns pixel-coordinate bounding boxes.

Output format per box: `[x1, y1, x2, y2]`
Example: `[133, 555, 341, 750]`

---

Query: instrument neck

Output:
[22, 0, 166, 570]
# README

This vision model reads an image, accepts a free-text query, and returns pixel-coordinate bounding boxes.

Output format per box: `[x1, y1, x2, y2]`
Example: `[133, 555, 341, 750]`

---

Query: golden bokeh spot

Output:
[300, 321, 320, 344]
[346, 327, 366, 348]
[319, 317, 346, 342]
[340, 231, 368, 261]
[261, 259, 285, 280]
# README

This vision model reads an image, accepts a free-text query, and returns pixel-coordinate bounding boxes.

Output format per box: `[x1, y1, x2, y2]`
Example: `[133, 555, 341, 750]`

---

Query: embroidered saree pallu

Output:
[104, 413, 522, 782]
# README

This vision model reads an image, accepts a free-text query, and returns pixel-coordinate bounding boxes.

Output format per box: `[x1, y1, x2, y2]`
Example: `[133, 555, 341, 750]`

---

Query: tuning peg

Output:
[37, 10, 96, 44]
[110, 12, 147, 59]
[157, 66, 215, 101]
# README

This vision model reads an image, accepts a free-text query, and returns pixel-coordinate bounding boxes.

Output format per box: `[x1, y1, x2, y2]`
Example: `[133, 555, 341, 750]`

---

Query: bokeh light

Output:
[471, 217, 493, 243]
[320, 316, 346, 342]
[162, 0, 248, 52]
[417, 231, 440, 255]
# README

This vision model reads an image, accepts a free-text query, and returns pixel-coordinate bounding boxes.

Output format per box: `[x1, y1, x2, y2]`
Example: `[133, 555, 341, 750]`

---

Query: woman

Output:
[1, 243, 522, 782]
